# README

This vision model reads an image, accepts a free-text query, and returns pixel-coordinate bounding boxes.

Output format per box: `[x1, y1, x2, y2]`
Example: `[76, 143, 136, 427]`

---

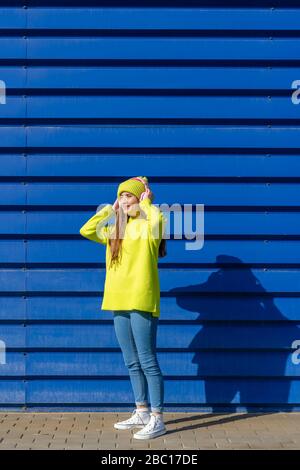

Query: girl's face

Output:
[119, 191, 139, 216]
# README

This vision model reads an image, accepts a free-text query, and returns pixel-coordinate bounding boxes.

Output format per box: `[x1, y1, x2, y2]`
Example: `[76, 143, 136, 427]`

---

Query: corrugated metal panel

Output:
[0, 1, 300, 412]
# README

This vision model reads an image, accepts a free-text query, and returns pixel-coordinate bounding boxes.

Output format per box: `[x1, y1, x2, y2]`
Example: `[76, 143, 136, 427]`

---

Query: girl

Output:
[79, 176, 167, 440]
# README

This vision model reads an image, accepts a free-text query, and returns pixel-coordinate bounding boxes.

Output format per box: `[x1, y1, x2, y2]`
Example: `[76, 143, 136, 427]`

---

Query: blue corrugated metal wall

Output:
[0, 1, 300, 412]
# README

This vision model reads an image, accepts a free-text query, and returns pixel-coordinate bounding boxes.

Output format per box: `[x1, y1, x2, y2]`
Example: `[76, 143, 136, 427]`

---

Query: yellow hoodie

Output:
[79, 197, 166, 318]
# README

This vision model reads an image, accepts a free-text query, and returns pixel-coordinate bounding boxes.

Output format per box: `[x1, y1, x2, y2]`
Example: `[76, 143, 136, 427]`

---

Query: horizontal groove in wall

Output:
[2, 60, 300, 68]
[3, 31, 300, 38]
[3, 1, 300, 6]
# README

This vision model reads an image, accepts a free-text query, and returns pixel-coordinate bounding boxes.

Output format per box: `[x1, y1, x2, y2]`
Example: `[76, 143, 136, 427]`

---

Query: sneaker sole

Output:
[114, 423, 147, 430]
[133, 428, 167, 439]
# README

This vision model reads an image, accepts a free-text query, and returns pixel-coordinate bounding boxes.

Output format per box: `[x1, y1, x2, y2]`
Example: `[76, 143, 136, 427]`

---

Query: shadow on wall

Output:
[169, 254, 300, 412]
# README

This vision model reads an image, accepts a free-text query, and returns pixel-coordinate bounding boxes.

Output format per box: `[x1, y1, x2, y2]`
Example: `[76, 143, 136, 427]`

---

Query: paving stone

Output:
[0, 412, 299, 450]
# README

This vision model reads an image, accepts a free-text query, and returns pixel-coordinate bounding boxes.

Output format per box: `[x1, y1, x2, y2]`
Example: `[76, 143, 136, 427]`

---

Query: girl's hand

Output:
[140, 186, 154, 202]
[112, 198, 119, 211]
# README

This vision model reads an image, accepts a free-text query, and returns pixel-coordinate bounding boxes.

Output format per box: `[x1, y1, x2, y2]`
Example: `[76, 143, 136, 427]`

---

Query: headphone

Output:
[132, 176, 148, 187]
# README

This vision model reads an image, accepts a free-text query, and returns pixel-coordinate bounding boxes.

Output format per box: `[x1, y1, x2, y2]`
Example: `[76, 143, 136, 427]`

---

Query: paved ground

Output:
[0, 412, 299, 450]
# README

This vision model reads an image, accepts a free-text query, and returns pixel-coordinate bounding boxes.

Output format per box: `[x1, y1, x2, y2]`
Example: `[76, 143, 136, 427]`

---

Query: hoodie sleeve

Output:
[79, 204, 115, 245]
[139, 197, 167, 249]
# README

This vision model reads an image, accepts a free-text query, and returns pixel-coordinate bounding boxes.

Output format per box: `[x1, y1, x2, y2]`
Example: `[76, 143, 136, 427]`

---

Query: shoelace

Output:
[127, 409, 147, 423]
[130, 409, 139, 421]
[123, 409, 137, 423]
[141, 414, 158, 432]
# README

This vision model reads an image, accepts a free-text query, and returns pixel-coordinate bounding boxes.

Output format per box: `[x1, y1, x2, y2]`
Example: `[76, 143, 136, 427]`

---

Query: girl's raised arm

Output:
[139, 196, 167, 249]
[79, 204, 115, 245]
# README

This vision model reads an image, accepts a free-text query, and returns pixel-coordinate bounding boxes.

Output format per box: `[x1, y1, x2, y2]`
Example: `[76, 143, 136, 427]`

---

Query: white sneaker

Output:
[133, 413, 167, 439]
[114, 409, 151, 430]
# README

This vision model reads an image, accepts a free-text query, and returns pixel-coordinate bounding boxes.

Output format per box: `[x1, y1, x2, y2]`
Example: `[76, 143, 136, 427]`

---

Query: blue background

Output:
[0, 0, 300, 411]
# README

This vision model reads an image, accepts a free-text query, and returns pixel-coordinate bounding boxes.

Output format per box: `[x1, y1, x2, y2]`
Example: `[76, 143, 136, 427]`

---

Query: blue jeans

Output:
[112, 309, 164, 413]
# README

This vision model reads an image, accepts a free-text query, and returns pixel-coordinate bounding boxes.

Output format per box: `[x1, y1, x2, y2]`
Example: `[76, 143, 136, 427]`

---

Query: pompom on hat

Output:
[117, 176, 149, 200]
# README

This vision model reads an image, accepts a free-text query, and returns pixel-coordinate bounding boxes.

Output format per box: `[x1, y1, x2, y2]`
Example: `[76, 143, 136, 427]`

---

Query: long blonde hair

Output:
[108, 205, 167, 269]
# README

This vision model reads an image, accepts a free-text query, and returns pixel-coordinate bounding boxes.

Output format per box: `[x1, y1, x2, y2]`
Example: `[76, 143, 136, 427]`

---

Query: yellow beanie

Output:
[117, 176, 148, 200]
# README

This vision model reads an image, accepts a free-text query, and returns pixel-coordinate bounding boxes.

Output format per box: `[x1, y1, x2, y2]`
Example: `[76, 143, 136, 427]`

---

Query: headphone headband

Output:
[132, 177, 147, 187]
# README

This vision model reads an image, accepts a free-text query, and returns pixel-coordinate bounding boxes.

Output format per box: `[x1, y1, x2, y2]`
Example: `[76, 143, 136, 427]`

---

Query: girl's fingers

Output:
[112, 198, 119, 210]
[139, 186, 153, 202]
[147, 188, 154, 201]
[139, 191, 147, 201]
